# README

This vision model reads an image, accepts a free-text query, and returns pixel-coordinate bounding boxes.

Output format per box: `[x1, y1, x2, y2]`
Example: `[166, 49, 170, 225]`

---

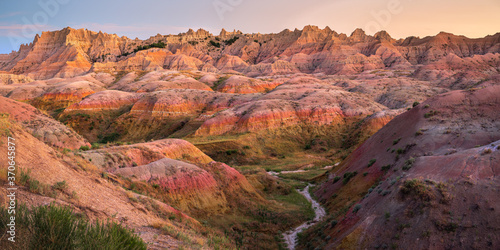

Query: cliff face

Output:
[3, 28, 131, 79]
[1, 26, 498, 81]
[310, 85, 500, 249]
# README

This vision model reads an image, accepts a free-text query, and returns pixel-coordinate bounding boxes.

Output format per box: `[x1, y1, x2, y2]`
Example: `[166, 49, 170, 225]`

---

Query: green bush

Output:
[53, 180, 68, 191]
[0, 204, 146, 249]
[225, 149, 238, 155]
[367, 159, 377, 167]
[353, 204, 361, 213]
[402, 157, 416, 171]
[342, 171, 358, 185]
[330, 220, 338, 228]
[424, 110, 437, 118]
[333, 176, 341, 183]
[209, 40, 221, 48]
[99, 133, 120, 143]
[400, 179, 434, 201]
[393, 138, 401, 145]
[381, 165, 391, 172]
[133, 42, 166, 53]
[224, 36, 240, 46]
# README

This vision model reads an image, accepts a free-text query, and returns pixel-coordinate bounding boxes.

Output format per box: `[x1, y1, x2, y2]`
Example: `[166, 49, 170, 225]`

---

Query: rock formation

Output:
[1, 26, 497, 84]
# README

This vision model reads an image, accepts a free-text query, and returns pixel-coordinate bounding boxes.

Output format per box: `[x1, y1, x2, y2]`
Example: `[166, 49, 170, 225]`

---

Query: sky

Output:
[0, 0, 499, 54]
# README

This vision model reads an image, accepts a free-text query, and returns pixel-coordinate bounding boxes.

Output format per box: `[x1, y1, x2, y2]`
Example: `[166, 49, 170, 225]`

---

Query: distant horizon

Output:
[1, 25, 499, 55]
[1, 0, 499, 54]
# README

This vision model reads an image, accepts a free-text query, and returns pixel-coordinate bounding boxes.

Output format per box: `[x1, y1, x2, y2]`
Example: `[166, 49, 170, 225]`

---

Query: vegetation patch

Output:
[209, 40, 221, 48]
[400, 179, 434, 201]
[0, 113, 11, 137]
[402, 157, 415, 171]
[343, 171, 358, 185]
[224, 36, 240, 46]
[367, 159, 377, 168]
[424, 110, 438, 118]
[381, 165, 391, 172]
[434, 220, 459, 232]
[0, 203, 146, 249]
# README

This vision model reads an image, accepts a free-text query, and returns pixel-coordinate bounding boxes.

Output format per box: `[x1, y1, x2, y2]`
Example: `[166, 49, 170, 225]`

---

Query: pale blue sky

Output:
[1, 0, 499, 54]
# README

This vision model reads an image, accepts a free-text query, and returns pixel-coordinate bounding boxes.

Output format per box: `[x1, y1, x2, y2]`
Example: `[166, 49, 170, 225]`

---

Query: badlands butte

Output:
[0, 25, 499, 249]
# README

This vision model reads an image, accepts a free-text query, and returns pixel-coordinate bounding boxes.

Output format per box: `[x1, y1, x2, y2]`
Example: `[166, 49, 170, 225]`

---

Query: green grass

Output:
[0, 203, 146, 249]
[268, 189, 315, 221]
[279, 169, 326, 182]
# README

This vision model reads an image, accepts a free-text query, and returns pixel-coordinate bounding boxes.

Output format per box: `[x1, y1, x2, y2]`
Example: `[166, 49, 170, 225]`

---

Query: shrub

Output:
[353, 204, 361, 213]
[367, 159, 377, 168]
[393, 138, 401, 145]
[225, 149, 238, 155]
[133, 42, 166, 53]
[412, 102, 420, 107]
[415, 129, 424, 136]
[400, 179, 434, 201]
[209, 40, 221, 48]
[99, 133, 120, 144]
[385, 212, 391, 220]
[0, 204, 146, 249]
[224, 36, 240, 46]
[333, 176, 341, 183]
[79, 146, 90, 151]
[330, 220, 338, 228]
[342, 172, 358, 185]
[29, 179, 41, 193]
[434, 220, 459, 232]
[381, 165, 391, 172]
[53, 180, 68, 191]
[424, 110, 438, 118]
[402, 157, 416, 171]
[481, 149, 492, 155]
[70, 191, 78, 200]
[19, 168, 31, 186]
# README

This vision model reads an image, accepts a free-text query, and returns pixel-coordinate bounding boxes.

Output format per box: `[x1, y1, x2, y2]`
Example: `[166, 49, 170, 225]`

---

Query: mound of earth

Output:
[308, 85, 500, 249]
